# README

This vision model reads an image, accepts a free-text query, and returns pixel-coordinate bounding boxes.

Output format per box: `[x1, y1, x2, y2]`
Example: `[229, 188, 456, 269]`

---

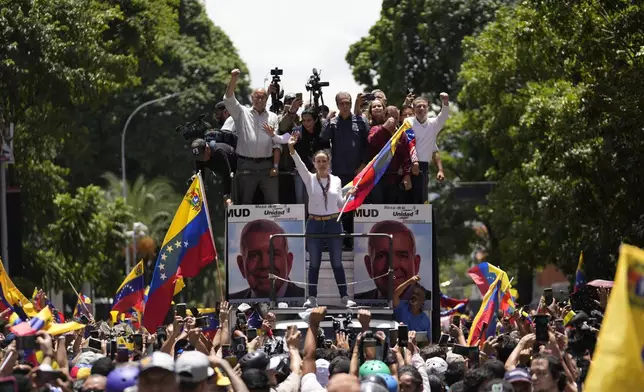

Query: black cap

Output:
[284, 93, 296, 103]
[190, 139, 208, 161]
[214, 101, 226, 110]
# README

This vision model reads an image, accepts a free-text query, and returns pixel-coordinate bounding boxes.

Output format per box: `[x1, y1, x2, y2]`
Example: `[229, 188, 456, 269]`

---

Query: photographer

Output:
[214, 101, 235, 133]
[191, 132, 237, 206]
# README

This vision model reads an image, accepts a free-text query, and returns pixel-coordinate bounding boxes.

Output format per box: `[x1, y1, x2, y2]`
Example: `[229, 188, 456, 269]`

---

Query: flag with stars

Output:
[112, 260, 145, 313]
[142, 172, 217, 331]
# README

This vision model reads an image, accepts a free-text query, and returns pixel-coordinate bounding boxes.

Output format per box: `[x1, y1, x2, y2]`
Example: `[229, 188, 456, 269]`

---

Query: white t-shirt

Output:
[221, 115, 236, 133]
[405, 105, 449, 163]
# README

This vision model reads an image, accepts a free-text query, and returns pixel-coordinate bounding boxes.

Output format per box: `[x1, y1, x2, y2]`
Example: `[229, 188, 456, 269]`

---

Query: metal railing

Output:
[268, 233, 394, 309]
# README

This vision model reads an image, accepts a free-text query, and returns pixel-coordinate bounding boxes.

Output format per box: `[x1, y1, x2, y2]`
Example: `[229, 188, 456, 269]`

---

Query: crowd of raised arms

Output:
[0, 287, 610, 392]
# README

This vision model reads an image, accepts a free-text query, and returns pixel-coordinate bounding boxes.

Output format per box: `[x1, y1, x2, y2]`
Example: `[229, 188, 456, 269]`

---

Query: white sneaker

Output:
[304, 296, 318, 308]
[342, 296, 357, 308]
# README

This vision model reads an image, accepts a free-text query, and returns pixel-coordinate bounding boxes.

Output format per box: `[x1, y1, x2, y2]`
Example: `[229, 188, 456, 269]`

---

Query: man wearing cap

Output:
[191, 136, 237, 206]
[175, 351, 214, 392]
[214, 101, 235, 133]
[504, 368, 533, 392]
[138, 352, 177, 392]
[274, 93, 303, 203]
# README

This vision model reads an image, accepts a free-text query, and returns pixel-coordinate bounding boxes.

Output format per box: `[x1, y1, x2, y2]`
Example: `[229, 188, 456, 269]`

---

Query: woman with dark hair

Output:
[263, 108, 329, 210]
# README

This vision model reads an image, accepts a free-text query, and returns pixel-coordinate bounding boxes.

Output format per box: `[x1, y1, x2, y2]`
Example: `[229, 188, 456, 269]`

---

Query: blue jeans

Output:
[306, 218, 347, 298]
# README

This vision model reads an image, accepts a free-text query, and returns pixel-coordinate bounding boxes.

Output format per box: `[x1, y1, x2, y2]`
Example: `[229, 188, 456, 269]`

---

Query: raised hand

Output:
[262, 122, 275, 137]
[439, 92, 449, 105]
[231, 69, 241, 78]
[288, 133, 298, 146]
[383, 117, 396, 131]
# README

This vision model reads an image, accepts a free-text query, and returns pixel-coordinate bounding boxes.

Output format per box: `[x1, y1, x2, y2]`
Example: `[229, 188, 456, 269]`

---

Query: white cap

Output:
[175, 351, 214, 383]
[140, 352, 175, 373]
[238, 303, 251, 313]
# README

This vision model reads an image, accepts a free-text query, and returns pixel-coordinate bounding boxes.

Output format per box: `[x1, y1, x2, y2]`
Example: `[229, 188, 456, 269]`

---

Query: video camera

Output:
[269, 67, 284, 114]
[305, 68, 329, 108]
[176, 114, 211, 141]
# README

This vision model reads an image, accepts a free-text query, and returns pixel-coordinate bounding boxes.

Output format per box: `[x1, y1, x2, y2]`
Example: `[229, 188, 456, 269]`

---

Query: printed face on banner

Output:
[227, 205, 306, 306]
[354, 205, 433, 308]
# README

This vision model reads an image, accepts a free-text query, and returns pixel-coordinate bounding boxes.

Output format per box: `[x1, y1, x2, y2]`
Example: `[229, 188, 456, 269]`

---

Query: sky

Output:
[205, 0, 382, 111]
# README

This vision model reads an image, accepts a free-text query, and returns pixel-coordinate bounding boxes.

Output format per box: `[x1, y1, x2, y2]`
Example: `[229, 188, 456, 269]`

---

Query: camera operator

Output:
[272, 93, 304, 204]
[191, 131, 237, 206]
[214, 101, 235, 133]
[224, 68, 281, 204]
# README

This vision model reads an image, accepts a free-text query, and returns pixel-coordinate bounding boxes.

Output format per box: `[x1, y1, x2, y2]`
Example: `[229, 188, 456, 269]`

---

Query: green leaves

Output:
[7, 0, 248, 297]
[456, 0, 644, 280]
[346, 0, 513, 104]
[35, 185, 133, 292]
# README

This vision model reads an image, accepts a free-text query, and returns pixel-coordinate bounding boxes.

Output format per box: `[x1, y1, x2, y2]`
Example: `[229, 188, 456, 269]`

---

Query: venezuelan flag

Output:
[467, 274, 502, 346]
[439, 292, 469, 309]
[73, 293, 92, 319]
[585, 244, 644, 390]
[341, 121, 411, 212]
[112, 260, 145, 313]
[468, 262, 515, 314]
[11, 307, 53, 336]
[573, 251, 585, 293]
[142, 173, 217, 331]
[440, 302, 466, 317]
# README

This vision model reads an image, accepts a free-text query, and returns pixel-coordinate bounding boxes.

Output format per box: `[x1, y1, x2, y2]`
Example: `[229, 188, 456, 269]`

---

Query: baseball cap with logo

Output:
[139, 352, 175, 374]
[504, 368, 532, 384]
[175, 351, 214, 383]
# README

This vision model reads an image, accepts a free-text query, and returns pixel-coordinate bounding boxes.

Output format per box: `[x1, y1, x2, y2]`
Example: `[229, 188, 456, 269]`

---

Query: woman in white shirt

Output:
[274, 131, 357, 308]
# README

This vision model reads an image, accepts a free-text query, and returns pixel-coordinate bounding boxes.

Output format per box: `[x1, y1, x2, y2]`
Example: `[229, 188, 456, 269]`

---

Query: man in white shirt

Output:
[224, 69, 281, 204]
[405, 93, 449, 204]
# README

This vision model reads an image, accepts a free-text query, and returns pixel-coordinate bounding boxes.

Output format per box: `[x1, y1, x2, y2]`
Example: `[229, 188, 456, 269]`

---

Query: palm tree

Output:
[102, 172, 181, 261]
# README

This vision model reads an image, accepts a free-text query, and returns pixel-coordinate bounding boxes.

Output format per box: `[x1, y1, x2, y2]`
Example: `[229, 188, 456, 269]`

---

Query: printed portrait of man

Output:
[355, 220, 429, 300]
[229, 219, 305, 299]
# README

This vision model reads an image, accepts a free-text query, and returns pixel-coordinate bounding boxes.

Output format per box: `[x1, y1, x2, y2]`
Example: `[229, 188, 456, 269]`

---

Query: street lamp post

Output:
[121, 90, 189, 272]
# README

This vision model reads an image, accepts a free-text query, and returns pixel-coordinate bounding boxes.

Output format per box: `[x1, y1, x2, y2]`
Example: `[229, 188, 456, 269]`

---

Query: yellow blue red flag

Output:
[142, 173, 216, 331]
[584, 244, 644, 390]
[112, 260, 145, 313]
[341, 121, 411, 212]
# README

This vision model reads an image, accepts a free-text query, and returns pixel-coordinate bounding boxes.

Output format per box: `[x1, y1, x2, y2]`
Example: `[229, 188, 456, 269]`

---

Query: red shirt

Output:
[367, 125, 412, 184]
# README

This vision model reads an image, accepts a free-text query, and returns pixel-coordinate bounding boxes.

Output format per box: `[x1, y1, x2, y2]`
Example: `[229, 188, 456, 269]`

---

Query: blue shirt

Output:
[394, 302, 431, 337]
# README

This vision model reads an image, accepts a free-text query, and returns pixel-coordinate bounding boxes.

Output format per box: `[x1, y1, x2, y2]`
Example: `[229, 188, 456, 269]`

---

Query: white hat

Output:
[315, 359, 330, 387]
[175, 351, 214, 383]
[238, 303, 252, 313]
[425, 357, 448, 375]
[140, 352, 175, 373]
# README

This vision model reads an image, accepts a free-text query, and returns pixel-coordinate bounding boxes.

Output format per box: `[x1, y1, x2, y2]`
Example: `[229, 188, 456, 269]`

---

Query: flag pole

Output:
[197, 171, 223, 303]
[67, 279, 94, 322]
[337, 175, 363, 223]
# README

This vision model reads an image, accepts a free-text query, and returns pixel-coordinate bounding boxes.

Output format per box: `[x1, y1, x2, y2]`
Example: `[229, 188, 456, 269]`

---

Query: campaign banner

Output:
[353, 204, 433, 310]
[226, 205, 306, 307]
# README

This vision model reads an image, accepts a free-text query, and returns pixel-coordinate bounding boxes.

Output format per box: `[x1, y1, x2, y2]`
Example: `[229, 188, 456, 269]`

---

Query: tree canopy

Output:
[345, 0, 513, 105]
[4, 0, 248, 296]
[348, 0, 644, 284]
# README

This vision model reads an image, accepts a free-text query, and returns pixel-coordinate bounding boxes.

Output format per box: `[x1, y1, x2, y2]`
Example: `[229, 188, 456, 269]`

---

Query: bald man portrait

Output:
[229, 219, 305, 299]
[355, 220, 429, 300]
[224, 68, 281, 204]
